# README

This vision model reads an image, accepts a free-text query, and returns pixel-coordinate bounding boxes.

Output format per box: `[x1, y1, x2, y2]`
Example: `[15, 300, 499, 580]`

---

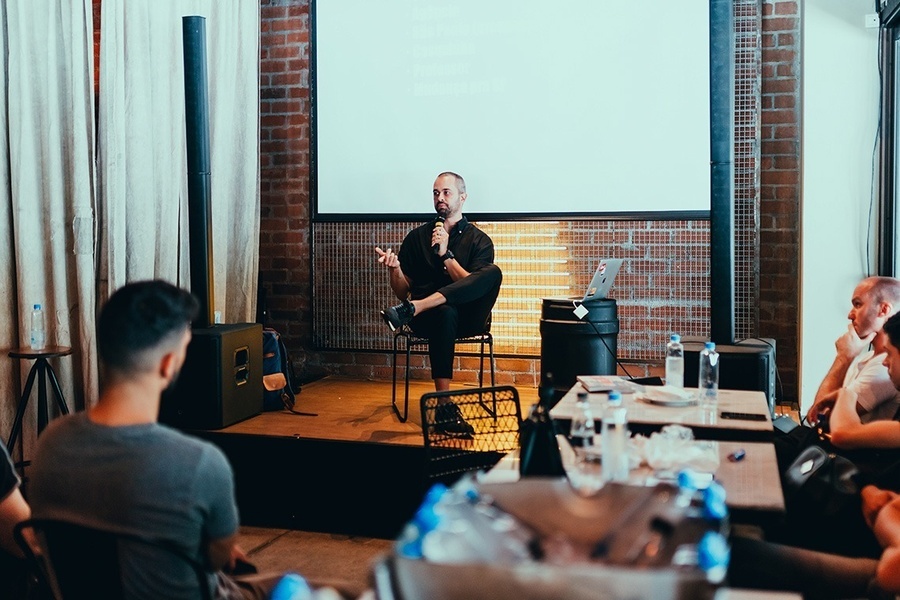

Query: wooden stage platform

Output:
[191, 377, 539, 539]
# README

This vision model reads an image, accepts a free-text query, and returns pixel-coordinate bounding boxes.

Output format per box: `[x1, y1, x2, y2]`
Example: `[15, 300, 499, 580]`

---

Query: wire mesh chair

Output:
[420, 385, 522, 484]
[391, 323, 495, 422]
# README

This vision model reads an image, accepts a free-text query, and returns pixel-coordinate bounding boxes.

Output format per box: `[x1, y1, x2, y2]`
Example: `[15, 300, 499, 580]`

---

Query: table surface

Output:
[549, 384, 773, 438]
[8, 346, 72, 359]
[481, 439, 785, 515]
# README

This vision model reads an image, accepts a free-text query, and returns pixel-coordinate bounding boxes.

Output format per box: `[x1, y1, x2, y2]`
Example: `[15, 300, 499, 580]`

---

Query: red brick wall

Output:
[258, 0, 314, 355]
[759, 0, 800, 403]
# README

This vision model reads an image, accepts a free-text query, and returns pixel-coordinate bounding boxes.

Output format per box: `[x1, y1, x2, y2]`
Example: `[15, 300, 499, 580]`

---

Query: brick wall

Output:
[258, 0, 314, 358]
[759, 0, 800, 403]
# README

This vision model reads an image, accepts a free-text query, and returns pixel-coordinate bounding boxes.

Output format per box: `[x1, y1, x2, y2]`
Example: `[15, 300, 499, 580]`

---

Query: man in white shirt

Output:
[806, 276, 900, 432]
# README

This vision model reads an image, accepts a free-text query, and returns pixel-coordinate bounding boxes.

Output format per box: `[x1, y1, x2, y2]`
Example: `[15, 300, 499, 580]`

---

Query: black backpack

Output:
[262, 328, 299, 411]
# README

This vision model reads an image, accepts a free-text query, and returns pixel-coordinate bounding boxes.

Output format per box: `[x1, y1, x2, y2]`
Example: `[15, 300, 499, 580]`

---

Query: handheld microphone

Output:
[431, 216, 445, 254]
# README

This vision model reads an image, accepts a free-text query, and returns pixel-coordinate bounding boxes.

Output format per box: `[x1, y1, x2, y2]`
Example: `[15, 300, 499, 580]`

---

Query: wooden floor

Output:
[216, 376, 540, 446]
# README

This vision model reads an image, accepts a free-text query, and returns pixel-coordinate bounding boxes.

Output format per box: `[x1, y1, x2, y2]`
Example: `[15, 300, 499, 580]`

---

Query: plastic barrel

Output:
[540, 298, 619, 402]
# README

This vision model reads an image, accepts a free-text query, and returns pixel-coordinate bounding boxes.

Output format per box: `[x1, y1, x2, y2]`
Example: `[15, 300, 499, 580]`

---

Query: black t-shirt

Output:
[398, 216, 494, 300]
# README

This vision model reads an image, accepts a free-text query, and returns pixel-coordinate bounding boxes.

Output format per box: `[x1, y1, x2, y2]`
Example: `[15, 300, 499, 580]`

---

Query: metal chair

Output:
[14, 518, 213, 600]
[420, 385, 522, 484]
[391, 323, 495, 423]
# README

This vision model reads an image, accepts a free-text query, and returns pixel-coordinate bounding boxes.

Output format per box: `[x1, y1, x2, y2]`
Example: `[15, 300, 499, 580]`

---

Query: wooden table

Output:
[481, 439, 784, 520]
[549, 384, 773, 441]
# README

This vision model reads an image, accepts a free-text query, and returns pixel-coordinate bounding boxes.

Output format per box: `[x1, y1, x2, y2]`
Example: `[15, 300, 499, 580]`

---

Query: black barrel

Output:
[540, 298, 619, 401]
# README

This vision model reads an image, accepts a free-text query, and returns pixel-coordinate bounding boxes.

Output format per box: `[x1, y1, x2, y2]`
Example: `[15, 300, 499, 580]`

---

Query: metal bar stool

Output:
[7, 346, 72, 456]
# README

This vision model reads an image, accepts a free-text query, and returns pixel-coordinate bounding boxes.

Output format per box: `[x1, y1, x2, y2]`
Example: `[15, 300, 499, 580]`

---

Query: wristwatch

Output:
[440, 250, 455, 262]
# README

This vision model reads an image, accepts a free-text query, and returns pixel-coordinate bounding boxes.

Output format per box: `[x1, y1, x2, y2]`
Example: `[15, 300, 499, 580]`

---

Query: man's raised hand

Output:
[375, 246, 400, 270]
[836, 323, 875, 360]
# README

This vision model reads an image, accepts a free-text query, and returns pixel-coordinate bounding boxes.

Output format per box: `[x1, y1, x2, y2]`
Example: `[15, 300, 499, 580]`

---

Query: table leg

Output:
[45, 361, 70, 416]
[6, 361, 39, 455]
[36, 359, 48, 434]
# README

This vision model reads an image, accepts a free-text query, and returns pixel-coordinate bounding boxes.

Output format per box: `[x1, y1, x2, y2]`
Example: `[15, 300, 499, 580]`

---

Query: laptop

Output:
[580, 259, 623, 302]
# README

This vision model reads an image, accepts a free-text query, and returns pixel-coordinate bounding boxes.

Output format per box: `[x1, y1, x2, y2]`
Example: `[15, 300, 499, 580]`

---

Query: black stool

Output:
[7, 346, 71, 455]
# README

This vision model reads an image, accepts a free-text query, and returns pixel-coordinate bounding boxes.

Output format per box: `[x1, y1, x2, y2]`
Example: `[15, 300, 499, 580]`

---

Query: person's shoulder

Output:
[154, 424, 233, 472]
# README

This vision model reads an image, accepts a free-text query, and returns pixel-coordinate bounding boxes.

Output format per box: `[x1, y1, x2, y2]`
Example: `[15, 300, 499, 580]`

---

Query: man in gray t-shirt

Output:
[29, 280, 276, 600]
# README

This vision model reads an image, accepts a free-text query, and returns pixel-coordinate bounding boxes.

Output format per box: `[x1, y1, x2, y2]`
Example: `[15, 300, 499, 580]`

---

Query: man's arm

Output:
[375, 246, 411, 300]
[206, 533, 239, 571]
[807, 324, 873, 423]
[863, 485, 900, 592]
[829, 388, 900, 449]
[0, 487, 30, 557]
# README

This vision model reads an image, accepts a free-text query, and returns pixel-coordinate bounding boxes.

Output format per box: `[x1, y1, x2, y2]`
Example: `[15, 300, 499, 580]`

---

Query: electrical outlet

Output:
[865, 13, 880, 29]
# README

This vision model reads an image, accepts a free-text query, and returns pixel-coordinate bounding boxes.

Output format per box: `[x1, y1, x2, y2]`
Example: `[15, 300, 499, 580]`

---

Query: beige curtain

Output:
[98, 0, 260, 321]
[0, 0, 98, 454]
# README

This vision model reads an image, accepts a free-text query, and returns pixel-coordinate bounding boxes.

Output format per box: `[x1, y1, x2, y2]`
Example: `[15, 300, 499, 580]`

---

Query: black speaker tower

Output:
[160, 16, 263, 430]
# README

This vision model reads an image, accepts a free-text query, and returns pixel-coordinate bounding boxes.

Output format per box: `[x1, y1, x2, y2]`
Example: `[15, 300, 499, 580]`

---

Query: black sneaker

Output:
[434, 402, 475, 437]
[381, 300, 415, 331]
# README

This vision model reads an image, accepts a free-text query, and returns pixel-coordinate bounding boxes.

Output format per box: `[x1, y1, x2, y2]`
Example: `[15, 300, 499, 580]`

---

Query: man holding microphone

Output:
[375, 172, 502, 435]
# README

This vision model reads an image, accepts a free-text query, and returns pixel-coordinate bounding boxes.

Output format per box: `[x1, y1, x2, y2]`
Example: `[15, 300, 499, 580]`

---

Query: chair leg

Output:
[477, 337, 498, 420]
[391, 334, 409, 422]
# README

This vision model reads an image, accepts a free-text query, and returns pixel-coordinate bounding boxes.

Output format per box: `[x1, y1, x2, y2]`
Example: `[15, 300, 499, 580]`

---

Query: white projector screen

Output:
[313, 1, 711, 219]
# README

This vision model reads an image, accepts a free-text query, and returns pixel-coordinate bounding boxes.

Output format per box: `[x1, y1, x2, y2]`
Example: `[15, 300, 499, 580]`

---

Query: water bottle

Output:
[270, 574, 313, 600]
[665, 334, 684, 388]
[698, 342, 719, 405]
[601, 390, 629, 482]
[569, 391, 595, 451]
[30, 304, 46, 350]
[568, 391, 602, 495]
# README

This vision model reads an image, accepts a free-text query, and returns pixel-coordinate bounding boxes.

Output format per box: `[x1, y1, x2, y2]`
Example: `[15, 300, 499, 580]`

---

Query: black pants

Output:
[410, 264, 502, 380]
[727, 535, 887, 599]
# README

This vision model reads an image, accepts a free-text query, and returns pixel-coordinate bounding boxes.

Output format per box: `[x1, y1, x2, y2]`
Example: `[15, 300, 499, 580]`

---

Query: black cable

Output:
[584, 315, 636, 380]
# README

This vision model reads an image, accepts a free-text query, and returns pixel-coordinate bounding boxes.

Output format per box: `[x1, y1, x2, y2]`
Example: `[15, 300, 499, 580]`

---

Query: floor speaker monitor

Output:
[160, 323, 263, 429]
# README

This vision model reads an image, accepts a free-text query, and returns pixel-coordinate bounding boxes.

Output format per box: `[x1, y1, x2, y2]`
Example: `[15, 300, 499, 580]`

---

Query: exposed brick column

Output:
[258, 0, 313, 369]
[759, 0, 800, 404]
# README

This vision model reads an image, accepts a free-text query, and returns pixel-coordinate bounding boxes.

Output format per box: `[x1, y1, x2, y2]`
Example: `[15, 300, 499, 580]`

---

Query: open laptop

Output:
[579, 259, 623, 302]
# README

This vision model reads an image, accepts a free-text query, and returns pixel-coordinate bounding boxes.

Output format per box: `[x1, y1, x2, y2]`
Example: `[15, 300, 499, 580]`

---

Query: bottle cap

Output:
[608, 390, 622, 404]
[34, 304, 41, 310]
[670, 334, 680, 342]
[577, 391, 589, 403]
[705, 342, 716, 350]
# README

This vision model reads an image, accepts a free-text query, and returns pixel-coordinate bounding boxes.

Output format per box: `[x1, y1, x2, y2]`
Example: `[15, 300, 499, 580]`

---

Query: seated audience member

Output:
[0, 444, 31, 598]
[27, 280, 283, 599]
[729, 312, 900, 597]
[806, 276, 900, 428]
[730, 483, 900, 598]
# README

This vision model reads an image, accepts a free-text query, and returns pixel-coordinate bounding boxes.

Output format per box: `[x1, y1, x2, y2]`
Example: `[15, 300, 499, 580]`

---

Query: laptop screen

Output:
[581, 259, 623, 302]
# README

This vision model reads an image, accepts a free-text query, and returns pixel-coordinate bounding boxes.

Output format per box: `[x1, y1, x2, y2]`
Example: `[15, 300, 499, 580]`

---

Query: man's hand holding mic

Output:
[431, 216, 447, 256]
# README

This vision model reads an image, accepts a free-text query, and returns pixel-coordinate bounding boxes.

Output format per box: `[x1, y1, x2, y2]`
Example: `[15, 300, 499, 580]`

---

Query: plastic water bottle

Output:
[665, 334, 684, 388]
[30, 304, 46, 350]
[569, 391, 595, 452]
[601, 390, 629, 482]
[568, 391, 602, 495]
[270, 574, 313, 600]
[698, 342, 719, 405]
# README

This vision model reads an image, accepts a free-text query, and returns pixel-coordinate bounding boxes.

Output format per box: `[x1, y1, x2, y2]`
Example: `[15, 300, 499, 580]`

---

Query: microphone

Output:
[431, 216, 445, 254]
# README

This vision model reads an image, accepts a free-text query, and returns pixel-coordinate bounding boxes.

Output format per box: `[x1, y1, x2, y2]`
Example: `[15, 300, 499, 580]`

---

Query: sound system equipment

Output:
[683, 337, 776, 415]
[160, 323, 263, 429]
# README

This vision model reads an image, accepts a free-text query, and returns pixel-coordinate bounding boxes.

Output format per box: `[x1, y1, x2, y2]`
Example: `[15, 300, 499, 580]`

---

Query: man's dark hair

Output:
[97, 280, 199, 374]
[437, 171, 466, 195]
[885, 312, 900, 350]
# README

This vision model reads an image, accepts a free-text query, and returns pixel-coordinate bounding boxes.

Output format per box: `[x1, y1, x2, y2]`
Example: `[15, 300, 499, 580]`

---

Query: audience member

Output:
[807, 276, 900, 429]
[0, 443, 30, 598]
[28, 280, 282, 599]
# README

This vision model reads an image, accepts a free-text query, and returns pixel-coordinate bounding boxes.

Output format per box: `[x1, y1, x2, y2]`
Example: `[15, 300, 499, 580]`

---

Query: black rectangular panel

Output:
[160, 323, 263, 429]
